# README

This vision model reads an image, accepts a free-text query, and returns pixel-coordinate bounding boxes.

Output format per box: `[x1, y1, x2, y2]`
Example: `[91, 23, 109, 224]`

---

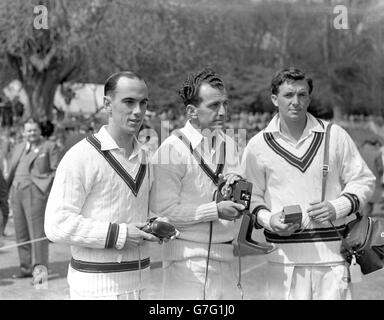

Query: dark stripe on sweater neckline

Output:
[87, 135, 146, 197]
[263, 131, 324, 173]
[173, 130, 225, 186]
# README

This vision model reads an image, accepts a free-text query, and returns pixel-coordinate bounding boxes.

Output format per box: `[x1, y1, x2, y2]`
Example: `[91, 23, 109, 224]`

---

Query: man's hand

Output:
[123, 222, 160, 248]
[270, 211, 300, 236]
[219, 173, 242, 187]
[150, 217, 180, 244]
[217, 201, 245, 221]
[307, 201, 336, 224]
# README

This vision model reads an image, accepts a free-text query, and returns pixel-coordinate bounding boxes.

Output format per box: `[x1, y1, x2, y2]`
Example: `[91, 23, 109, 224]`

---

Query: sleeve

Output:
[48, 141, 61, 172]
[329, 126, 376, 219]
[0, 170, 9, 218]
[149, 142, 218, 228]
[376, 151, 384, 178]
[44, 148, 127, 249]
[240, 138, 272, 230]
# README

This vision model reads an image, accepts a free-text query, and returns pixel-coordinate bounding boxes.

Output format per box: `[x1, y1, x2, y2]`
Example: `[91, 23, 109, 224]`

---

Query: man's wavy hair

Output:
[178, 68, 225, 107]
[271, 67, 313, 95]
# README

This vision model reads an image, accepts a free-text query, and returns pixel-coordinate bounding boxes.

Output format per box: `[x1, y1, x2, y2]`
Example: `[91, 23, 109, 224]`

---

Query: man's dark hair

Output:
[104, 71, 144, 97]
[24, 117, 42, 130]
[271, 67, 313, 95]
[179, 68, 225, 107]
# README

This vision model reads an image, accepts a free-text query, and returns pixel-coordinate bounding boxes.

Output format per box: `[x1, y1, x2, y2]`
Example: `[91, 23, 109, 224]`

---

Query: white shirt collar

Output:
[183, 120, 225, 150]
[26, 139, 42, 152]
[96, 125, 142, 159]
[264, 113, 325, 135]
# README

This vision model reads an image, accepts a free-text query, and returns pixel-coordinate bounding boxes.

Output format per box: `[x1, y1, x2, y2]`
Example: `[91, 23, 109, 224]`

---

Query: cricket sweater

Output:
[150, 121, 241, 262]
[45, 126, 151, 296]
[240, 113, 375, 265]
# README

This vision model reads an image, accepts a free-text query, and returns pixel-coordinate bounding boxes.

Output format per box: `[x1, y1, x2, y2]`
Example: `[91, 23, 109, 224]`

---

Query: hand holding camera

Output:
[270, 209, 301, 236]
[124, 222, 161, 247]
[215, 175, 252, 221]
[217, 201, 245, 221]
[123, 218, 179, 247]
[140, 217, 179, 241]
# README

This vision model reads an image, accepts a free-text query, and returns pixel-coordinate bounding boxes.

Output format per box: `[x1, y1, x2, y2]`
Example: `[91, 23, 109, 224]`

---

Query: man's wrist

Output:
[199, 201, 219, 221]
[251, 206, 271, 230]
[329, 197, 352, 220]
[114, 223, 127, 250]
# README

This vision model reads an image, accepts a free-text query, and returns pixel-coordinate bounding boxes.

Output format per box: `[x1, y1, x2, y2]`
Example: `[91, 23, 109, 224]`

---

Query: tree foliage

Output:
[0, 0, 383, 119]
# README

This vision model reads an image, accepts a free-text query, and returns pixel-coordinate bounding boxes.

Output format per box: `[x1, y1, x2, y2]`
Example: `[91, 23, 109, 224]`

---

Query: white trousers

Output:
[70, 289, 144, 300]
[266, 262, 352, 300]
[162, 258, 242, 300]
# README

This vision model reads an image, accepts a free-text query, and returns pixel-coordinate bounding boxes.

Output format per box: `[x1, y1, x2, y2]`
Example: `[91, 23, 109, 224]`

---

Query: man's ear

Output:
[186, 104, 197, 118]
[104, 96, 112, 116]
[271, 94, 279, 108]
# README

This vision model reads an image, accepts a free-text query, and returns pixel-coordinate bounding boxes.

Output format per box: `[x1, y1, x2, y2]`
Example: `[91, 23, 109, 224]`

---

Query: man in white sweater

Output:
[150, 68, 245, 299]
[45, 71, 160, 299]
[241, 67, 375, 300]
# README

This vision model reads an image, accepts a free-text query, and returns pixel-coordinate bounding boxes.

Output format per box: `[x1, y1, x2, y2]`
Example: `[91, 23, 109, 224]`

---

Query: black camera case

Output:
[216, 177, 275, 254]
[140, 217, 177, 239]
[216, 177, 252, 210]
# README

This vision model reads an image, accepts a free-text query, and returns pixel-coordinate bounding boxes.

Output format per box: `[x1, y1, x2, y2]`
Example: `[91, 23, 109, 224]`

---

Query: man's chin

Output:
[209, 123, 225, 130]
[118, 126, 136, 135]
[286, 112, 306, 121]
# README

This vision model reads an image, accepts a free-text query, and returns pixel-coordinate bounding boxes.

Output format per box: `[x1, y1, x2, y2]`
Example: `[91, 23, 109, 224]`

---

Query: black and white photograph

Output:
[0, 0, 384, 307]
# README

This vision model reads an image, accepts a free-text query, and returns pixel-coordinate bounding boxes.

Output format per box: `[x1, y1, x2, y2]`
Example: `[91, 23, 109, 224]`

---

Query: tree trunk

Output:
[23, 73, 58, 121]
[279, 3, 291, 68]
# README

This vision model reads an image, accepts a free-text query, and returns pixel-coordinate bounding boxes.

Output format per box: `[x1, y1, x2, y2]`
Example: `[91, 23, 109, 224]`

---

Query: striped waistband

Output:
[264, 225, 346, 244]
[70, 257, 150, 273]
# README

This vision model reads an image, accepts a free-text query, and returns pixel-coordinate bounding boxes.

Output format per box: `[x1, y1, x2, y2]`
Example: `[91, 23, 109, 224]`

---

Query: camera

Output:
[237, 213, 276, 254]
[140, 217, 177, 239]
[216, 176, 275, 254]
[282, 205, 302, 225]
[215, 177, 252, 210]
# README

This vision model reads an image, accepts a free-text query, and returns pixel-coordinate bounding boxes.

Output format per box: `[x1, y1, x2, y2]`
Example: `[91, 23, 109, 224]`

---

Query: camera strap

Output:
[321, 123, 332, 203]
[321, 124, 354, 256]
[173, 129, 226, 186]
[173, 130, 229, 299]
[203, 221, 213, 300]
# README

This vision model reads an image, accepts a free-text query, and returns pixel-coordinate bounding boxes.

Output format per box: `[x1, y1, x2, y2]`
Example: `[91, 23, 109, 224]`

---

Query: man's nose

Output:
[291, 95, 299, 105]
[132, 103, 141, 115]
[217, 104, 226, 117]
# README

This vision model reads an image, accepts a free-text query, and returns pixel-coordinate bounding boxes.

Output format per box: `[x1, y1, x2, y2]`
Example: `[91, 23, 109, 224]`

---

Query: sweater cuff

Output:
[115, 223, 128, 250]
[257, 209, 272, 231]
[196, 201, 219, 222]
[329, 197, 352, 220]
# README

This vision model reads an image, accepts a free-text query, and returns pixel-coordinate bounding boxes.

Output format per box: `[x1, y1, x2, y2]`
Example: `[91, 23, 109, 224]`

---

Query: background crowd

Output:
[0, 98, 384, 205]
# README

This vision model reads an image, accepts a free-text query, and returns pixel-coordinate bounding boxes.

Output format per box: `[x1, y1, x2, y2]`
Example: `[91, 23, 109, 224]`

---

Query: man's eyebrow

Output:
[121, 97, 135, 102]
[121, 97, 149, 102]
